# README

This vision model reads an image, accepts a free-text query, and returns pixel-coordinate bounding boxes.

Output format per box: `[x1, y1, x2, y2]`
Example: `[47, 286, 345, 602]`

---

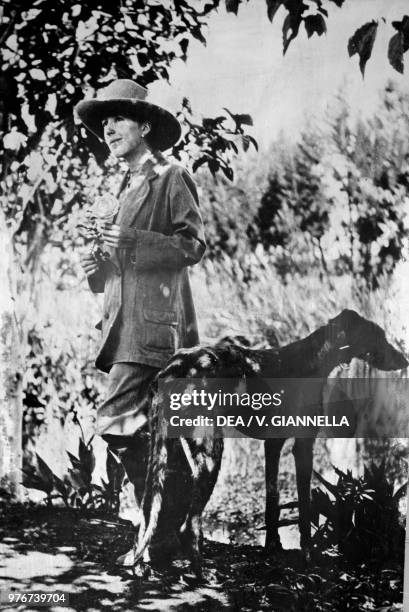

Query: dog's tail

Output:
[133, 383, 168, 563]
[133, 345, 223, 564]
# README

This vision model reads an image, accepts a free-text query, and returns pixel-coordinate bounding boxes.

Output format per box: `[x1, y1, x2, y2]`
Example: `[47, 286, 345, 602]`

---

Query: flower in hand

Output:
[93, 194, 120, 224]
[101, 223, 137, 249]
[78, 194, 121, 262]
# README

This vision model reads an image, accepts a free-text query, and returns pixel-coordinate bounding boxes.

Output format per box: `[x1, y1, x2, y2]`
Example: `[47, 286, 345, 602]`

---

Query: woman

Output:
[75, 79, 205, 559]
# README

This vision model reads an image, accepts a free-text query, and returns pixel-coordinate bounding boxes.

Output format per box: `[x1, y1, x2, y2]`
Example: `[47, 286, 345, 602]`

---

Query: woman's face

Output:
[102, 115, 149, 160]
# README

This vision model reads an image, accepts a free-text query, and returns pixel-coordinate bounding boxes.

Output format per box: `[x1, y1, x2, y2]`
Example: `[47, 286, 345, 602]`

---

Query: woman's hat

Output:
[75, 79, 181, 151]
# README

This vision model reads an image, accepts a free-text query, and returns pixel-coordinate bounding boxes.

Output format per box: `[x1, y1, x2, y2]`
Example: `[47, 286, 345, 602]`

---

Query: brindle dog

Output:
[134, 309, 407, 575]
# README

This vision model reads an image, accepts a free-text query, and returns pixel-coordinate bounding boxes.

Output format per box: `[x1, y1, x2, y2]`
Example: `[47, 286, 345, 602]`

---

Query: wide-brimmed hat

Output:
[75, 79, 181, 151]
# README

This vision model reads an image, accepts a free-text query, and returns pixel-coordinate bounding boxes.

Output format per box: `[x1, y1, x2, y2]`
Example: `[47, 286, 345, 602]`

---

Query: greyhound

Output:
[133, 309, 407, 574]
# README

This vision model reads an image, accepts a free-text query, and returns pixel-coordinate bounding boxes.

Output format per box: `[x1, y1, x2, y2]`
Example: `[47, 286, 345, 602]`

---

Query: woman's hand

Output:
[101, 223, 137, 249]
[80, 252, 99, 277]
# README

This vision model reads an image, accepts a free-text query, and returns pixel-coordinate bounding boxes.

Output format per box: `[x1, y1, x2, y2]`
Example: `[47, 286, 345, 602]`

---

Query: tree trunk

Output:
[0, 207, 23, 499]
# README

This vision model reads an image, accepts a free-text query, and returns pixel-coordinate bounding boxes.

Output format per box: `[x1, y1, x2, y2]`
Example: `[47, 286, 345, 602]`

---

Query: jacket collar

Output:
[117, 152, 171, 228]
[118, 152, 170, 196]
[140, 151, 170, 182]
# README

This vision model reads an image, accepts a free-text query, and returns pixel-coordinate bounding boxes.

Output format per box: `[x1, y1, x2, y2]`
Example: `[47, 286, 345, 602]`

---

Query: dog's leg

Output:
[180, 512, 203, 577]
[179, 438, 224, 577]
[178, 438, 203, 575]
[264, 438, 285, 553]
[293, 437, 315, 560]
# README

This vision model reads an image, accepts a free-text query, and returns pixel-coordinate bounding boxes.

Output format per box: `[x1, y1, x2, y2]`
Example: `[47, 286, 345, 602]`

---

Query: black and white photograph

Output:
[1, 1, 409, 610]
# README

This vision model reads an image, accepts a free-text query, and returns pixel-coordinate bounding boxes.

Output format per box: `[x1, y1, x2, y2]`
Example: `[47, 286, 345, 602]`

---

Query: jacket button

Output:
[104, 312, 109, 319]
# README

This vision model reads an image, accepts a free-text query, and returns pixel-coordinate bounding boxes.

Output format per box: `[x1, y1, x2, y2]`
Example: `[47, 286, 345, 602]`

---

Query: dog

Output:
[133, 337, 251, 576]
[262, 309, 408, 558]
[134, 309, 407, 573]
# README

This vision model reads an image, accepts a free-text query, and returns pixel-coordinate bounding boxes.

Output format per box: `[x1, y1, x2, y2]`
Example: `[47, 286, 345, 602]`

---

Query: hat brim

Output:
[75, 99, 181, 151]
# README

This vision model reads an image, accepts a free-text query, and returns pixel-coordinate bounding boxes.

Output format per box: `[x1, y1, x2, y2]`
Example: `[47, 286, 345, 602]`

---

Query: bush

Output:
[311, 462, 406, 563]
[22, 437, 125, 517]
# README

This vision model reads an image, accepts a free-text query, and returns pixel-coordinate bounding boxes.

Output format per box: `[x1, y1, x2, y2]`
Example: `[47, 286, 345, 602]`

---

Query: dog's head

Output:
[327, 309, 408, 371]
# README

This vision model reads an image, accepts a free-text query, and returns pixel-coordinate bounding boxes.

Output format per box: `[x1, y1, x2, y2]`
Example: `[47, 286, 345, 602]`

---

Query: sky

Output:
[149, 0, 409, 148]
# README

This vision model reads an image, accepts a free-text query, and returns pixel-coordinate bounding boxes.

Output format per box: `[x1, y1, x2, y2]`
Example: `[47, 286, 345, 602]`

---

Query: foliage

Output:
[248, 129, 330, 277]
[311, 462, 406, 563]
[326, 86, 409, 287]
[1, 0, 218, 140]
[0, 0, 254, 249]
[241, 83, 409, 287]
[23, 326, 103, 447]
[174, 99, 257, 181]
[197, 152, 268, 271]
[204, 443, 403, 611]
[227, 1, 409, 76]
[388, 15, 409, 74]
[2, 1, 409, 283]
[22, 438, 125, 516]
[359, 439, 408, 486]
[259, 563, 403, 611]
[348, 20, 378, 76]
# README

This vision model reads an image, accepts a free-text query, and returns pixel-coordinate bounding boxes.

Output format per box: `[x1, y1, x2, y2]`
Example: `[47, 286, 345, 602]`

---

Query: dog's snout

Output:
[394, 351, 408, 370]
[371, 344, 408, 371]
[385, 344, 408, 370]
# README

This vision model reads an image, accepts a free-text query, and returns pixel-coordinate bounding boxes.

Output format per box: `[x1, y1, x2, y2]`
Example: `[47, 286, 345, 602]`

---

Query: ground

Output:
[0, 501, 404, 612]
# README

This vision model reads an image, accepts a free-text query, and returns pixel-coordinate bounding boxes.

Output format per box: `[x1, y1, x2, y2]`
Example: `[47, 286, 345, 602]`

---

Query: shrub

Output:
[311, 462, 406, 563]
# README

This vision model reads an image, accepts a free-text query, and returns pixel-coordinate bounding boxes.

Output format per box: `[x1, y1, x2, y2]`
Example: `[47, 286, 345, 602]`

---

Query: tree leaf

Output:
[225, 0, 240, 15]
[242, 134, 258, 152]
[389, 15, 409, 73]
[388, 32, 404, 73]
[106, 450, 125, 489]
[78, 438, 95, 477]
[248, 134, 259, 151]
[282, 11, 304, 54]
[67, 450, 81, 470]
[221, 165, 234, 181]
[208, 159, 219, 175]
[313, 469, 339, 497]
[265, 0, 282, 23]
[393, 481, 408, 501]
[67, 467, 87, 491]
[392, 14, 409, 45]
[203, 116, 224, 130]
[22, 469, 53, 495]
[304, 14, 327, 39]
[347, 21, 378, 76]
[202, 3, 217, 16]
[53, 474, 69, 501]
[192, 157, 211, 173]
[223, 107, 253, 127]
[180, 38, 189, 60]
[36, 454, 55, 489]
[236, 113, 253, 126]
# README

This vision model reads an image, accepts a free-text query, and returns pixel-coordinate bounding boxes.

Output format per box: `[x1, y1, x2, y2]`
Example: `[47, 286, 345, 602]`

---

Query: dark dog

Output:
[262, 309, 407, 558]
[134, 309, 407, 572]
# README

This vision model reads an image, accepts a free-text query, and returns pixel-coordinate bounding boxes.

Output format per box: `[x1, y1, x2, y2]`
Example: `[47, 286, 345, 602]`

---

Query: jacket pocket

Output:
[143, 308, 177, 351]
